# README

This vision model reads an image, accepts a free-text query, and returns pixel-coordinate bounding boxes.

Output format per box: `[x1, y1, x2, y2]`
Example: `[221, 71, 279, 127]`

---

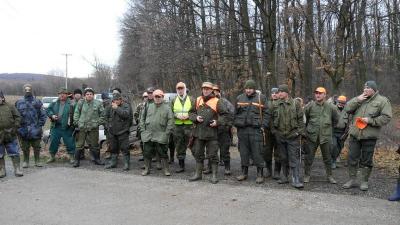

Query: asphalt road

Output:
[0, 167, 399, 225]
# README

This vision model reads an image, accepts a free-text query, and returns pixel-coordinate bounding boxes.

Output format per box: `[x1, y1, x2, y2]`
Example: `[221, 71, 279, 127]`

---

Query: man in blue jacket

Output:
[15, 84, 47, 168]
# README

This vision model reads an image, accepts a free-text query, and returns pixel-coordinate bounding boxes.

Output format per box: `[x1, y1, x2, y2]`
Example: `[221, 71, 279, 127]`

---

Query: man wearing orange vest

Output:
[234, 80, 269, 184]
[171, 82, 195, 173]
[188, 82, 229, 184]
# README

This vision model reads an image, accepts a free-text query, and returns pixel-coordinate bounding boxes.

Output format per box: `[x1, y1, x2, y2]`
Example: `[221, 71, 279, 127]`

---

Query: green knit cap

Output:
[244, 80, 256, 89]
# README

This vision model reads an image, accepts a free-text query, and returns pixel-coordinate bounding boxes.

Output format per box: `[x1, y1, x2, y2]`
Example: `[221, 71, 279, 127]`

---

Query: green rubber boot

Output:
[343, 166, 358, 189]
[142, 158, 151, 176]
[0, 157, 6, 178]
[189, 162, 203, 182]
[33, 149, 42, 167]
[22, 150, 29, 168]
[46, 153, 56, 164]
[210, 163, 218, 184]
[11, 156, 23, 177]
[360, 167, 372, 191]
[104, 154, 118, 169]
[123, 154, 130, 171]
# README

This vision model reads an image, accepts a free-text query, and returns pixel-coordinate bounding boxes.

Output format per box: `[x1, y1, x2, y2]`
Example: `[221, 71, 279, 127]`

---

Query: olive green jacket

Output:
[139, 102, 174, 144]
[304, 101, 339, 144]
[73, 99, 105, 131]
[271, 97, 305, 139]
[0, 103, 21, 143]
[345, 92, 392, 140]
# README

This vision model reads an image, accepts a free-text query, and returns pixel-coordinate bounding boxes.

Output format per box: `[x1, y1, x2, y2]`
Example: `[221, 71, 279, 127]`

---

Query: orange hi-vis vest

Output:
[196, 96, 219, 113]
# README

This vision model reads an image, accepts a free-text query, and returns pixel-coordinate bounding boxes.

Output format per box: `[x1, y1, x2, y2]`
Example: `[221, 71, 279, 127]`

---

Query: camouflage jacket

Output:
[0, 103, 21, 143]
[15, 96, 46, 140]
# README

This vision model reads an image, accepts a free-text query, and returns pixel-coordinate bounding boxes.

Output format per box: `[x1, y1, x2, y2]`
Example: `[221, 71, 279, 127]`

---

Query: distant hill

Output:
[0, 73, 53, 81]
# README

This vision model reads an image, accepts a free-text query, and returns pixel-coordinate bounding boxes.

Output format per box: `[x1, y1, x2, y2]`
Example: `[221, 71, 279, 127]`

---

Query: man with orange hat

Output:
[330, 95, 350, 169]
[304, 87, 339, 184]
[171, 82, 195, 173]
[343, 80, 392, 191]
[139, 89, 174, 176]
[188, 82, 229, 184]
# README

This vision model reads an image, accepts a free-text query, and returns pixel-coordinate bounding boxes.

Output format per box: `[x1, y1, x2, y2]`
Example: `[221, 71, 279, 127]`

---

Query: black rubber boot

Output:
[176, 159, 185, 173]
[278, 164, 289, 184]
[224, 161, 231, 176]
[265, 161, 272, 178]
[169, 148, 175, 164]
[210, 163, 218, 184]
[236, 166, 248, 181]
[91, 150, 104, 165]
[73, 150, 81, 168]
[203, 160, 211, 174]
[123, 154, 130, 171]
[189, 162, 203, 182]
[291, 166, 304, 189]
[256, 167, 265, 184]
[273, 161, 281, 180]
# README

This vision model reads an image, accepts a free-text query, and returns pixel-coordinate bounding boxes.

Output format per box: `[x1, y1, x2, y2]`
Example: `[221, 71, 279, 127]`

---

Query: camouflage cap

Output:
[58, 87, 68, 94]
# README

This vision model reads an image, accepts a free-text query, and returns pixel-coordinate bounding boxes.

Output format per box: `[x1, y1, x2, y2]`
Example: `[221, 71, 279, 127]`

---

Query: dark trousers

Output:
[275, 135, 300, 168]
[109, 132, 129, 156]
[348, 136, 377, 168]
[331, 132, 345, 162]
[173, 125, 191, 160]
[192, 138, 219, 164]
[218, 130, 231, 162]
[264, 130, 279, 163]
[143, 141, 168, 160]
[237, 127, 264, 167]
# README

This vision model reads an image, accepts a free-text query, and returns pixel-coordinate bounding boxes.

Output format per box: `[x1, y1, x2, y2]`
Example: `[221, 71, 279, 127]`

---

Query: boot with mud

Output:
[236, 166, 248, 181]
[189, 162, 203, 182]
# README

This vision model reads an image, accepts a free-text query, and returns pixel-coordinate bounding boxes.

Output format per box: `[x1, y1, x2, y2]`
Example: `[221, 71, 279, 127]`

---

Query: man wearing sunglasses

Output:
[304, 87, 339, 184]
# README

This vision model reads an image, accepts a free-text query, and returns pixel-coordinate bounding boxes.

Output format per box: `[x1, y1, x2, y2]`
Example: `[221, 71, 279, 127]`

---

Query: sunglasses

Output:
[154, 95, 163, 98]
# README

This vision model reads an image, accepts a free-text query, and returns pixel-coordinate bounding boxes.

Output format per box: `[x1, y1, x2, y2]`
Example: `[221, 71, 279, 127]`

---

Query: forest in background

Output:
[116, 0, 400, 103]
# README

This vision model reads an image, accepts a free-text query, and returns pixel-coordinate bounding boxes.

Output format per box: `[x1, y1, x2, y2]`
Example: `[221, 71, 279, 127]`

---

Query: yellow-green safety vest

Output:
[173, 96, 193, 125]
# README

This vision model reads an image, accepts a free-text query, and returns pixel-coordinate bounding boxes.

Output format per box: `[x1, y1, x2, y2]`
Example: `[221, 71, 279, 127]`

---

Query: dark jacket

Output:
[15, 96, 46, 140]
[234, 91, 269, 129]
[0, 103, 21, 143]
[104, 102, 132, 136]
[189, 94, 229, 140]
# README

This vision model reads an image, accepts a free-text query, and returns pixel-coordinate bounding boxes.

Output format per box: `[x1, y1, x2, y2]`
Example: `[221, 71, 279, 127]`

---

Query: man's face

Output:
[154, 94, 163, 104]
[59, 93, 68, 101]
[74, 93, 82, 100]
[314, 91, 326, 102]
[176, 87, 185, 96]
[113, 99, 122, 106]
[245, 88, 255, 96]
[337, 101, 346, 109]
[202, 87, 213, 96]
[85, 92, 94, 101]
[278, 91, 288, 99]
[271, 92, 279, 100]
[147, 92, 154, 100]
[363, 86, 375, 97]
[214, 89, 221, 98]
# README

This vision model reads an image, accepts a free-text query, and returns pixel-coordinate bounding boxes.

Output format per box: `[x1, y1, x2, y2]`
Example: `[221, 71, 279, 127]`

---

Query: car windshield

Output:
[42, 97, 57, 103]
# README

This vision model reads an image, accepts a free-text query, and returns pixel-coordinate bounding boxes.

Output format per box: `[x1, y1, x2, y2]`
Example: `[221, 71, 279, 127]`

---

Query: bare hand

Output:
[209, 120, 217, 127]
[52, 115, 58, 120]
[361, 117, 369, 124]
[112, 102, 118, 109]
[357, 94, 367, 101]
[180, 115, 189, 120]
[197, 116, 204, 123]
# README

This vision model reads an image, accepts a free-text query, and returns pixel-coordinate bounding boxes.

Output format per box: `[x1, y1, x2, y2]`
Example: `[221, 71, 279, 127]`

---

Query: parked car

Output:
[94, 93, 113, 102]
[41, 97, 58, 109]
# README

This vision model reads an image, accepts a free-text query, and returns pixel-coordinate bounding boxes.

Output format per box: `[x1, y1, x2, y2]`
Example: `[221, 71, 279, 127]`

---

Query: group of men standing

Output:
[0, 79, 398, 200]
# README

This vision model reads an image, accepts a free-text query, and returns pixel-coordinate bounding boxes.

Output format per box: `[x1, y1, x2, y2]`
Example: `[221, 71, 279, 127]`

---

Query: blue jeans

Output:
[0, 139, 20, 158]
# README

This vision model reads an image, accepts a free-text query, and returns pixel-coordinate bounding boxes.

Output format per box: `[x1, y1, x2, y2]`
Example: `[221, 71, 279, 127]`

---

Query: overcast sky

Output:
[0, 0, 127, 78]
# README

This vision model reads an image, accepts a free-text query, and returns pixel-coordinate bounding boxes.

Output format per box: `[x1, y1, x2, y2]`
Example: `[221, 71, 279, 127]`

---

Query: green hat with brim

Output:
[244, 80, 256, 89]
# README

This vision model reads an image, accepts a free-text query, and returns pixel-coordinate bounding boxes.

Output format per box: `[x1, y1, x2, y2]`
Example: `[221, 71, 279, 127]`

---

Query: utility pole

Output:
[61, 53, 72, 89]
